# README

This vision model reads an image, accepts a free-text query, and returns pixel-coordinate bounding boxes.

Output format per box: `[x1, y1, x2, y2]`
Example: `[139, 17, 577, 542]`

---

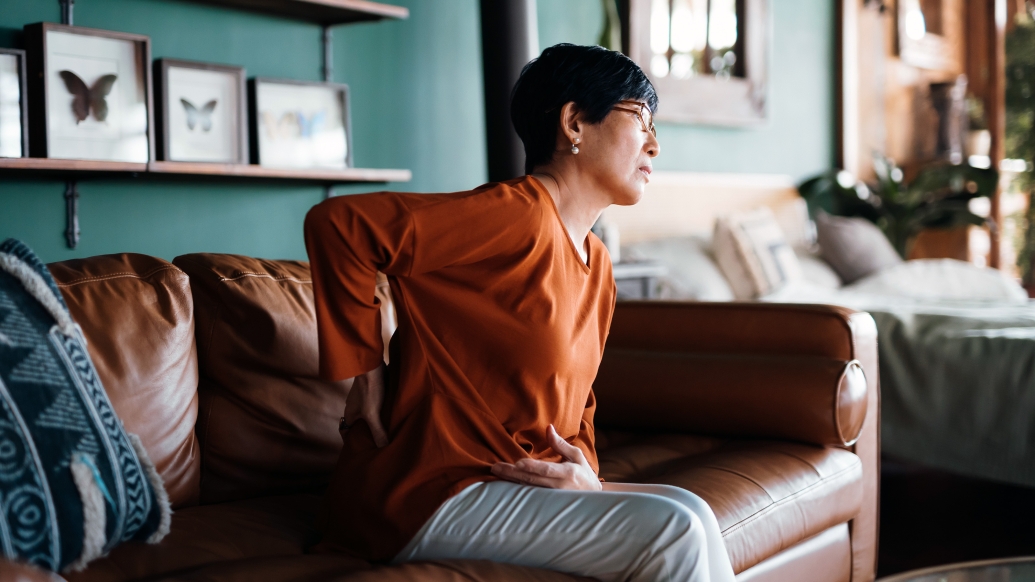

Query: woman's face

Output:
[576, 101, 660, 206]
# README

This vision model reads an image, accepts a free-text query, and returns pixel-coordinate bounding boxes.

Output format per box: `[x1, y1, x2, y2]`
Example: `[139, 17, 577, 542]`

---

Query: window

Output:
[648, 0, 744, 80]
[627, 0, 767, 126]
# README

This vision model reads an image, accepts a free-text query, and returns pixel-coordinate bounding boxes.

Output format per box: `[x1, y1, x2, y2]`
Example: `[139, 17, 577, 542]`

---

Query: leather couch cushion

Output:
[172, 254, 345, 504]
[48, 254, 201, 508]
[597, 431, 864, 574]
[64, 493, 322, 582]
[0, 560, 64, 582]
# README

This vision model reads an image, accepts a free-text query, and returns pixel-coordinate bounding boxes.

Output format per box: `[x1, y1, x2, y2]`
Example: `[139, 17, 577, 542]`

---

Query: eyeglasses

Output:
[612, 100, 656, 137]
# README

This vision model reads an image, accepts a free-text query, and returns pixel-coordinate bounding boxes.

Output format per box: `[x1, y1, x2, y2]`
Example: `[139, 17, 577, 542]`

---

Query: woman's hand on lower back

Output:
[342, 365, 390, 448]
[490, 424, 602, 491]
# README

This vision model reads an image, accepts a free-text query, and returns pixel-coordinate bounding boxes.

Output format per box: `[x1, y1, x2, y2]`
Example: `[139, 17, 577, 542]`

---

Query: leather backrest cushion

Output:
[607, 302, 859, 360]
[594, 350, 868, 447]
[172, 253, 347, 504]
[48, 253, 201, 508]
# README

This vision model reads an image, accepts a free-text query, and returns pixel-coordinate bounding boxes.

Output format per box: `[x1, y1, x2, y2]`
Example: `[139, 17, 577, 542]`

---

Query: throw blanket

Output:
[767, 284, 1035, 487]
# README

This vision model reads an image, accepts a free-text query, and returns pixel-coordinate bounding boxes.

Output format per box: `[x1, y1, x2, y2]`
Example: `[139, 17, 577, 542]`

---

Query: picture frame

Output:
[249, 77, 352, 169]
[0, 48, 28, 158]
[154, 58, 247, 164]
[23, 22, 153, 163]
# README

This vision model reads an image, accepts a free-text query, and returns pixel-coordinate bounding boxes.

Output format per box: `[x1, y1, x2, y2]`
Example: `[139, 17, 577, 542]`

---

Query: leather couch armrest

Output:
[595, 301, 880, 582]
[0, 559, 65, 582]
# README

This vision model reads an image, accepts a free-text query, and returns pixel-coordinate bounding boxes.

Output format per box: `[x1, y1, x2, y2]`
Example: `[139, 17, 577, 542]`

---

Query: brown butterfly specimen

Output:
[59, 71, 117, 124]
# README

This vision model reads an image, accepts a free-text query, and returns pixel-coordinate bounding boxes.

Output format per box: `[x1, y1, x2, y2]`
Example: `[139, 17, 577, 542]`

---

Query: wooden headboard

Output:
[601, 171, 808, 245]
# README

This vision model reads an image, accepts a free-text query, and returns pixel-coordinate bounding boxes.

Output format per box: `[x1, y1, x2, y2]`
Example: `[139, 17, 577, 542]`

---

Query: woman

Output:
[305, 44, 736, 582]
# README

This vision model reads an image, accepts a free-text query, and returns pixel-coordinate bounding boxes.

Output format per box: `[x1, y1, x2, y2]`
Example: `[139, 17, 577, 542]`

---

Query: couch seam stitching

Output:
[719, 459, 862, 536]
[54, 264, 183, 286]
[217, 272, 311, 284]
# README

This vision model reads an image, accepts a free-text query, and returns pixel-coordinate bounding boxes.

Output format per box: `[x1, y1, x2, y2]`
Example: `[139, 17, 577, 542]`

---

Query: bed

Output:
[606, 172, 1035, 487]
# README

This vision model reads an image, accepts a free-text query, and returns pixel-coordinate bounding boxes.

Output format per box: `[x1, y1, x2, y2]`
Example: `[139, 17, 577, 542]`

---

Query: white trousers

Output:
[393, 480, 737, 582]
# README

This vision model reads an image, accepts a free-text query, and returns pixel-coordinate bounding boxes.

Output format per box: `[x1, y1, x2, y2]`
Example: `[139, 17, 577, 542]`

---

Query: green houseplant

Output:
[1007, 4, 1035, 284]
[798, 156, 999, 259]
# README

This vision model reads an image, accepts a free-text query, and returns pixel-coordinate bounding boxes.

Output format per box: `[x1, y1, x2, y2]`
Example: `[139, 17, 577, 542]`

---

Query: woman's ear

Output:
[558, 101, 583, 146]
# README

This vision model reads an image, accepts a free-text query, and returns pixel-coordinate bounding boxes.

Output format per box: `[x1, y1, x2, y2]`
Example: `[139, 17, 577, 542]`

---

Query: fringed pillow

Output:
[713, 208, 804, 299]
[0, 239, 170, 573]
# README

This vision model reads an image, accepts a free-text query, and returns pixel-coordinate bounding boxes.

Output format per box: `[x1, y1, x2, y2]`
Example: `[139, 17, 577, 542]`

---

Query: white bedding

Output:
[766, 287, 1035, 487]
[626, 236, 1035, 487]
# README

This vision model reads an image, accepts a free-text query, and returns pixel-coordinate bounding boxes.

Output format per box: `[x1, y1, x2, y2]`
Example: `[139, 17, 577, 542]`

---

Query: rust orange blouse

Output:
[304, 176, 616, 561]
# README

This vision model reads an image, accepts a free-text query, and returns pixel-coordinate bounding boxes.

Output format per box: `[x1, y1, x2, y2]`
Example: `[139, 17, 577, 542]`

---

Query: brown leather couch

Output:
[1, 252, 879, 582]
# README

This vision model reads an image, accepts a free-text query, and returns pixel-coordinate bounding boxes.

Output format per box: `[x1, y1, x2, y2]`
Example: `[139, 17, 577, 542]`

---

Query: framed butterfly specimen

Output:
[249, 78, 352, 169]
[154, 59, 247, 164]
[23, 22, 153, 163]
[0, 48, 28, 158]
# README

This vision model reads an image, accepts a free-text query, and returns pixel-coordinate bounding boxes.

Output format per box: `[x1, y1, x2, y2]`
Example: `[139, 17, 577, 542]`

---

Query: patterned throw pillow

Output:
[0, 239, 170, 572]
[713, 208, 804, 299]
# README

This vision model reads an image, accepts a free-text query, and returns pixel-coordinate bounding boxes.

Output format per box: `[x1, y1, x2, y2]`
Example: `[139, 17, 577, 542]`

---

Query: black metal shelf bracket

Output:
[59, 0, 74, 25]
[64, 181, 80, 249]
[59, 0, 77, 249]
[323, 24, 336, 199]
[322, 25, 333, 82]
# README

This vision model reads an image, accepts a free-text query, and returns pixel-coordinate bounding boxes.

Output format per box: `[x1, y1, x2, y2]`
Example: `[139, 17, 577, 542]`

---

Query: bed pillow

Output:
[713, 208, 803, 299]
[622, 236, 735, 301]
[0, 239, 170, 572]
[845, 258, 1029, 303]
[815, 211, 902, 284]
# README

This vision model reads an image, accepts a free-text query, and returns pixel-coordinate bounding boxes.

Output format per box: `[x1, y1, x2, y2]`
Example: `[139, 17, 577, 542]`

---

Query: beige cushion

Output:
[713, 208, 803, 299]
[622, 236, 736, 301]
[815, 212, 901, 284]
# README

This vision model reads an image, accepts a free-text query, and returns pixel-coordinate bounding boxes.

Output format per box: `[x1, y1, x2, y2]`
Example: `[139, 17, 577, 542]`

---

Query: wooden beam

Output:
[988, 0, 1008, 268]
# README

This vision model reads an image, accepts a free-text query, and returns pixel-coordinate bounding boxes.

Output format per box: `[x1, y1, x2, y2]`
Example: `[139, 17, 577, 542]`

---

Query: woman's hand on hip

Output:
[341, 364, 389, 448]
[491, 425, 602, 491]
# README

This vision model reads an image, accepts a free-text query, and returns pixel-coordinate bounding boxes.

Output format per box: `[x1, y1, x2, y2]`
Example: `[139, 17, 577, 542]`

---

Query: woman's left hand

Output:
[491, 425, 602, 491]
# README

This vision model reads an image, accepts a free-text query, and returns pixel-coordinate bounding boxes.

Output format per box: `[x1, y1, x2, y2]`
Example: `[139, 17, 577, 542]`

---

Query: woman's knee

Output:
[625, 494, 706, 546]
[639, 484, 713, 517]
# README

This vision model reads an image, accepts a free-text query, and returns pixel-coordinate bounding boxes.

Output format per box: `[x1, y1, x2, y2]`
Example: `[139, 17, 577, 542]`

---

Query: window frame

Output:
[626, 0, 770, 126]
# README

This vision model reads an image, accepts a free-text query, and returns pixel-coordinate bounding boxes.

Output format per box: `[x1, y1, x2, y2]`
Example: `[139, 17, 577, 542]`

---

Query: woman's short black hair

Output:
[511, 43, 658, 174]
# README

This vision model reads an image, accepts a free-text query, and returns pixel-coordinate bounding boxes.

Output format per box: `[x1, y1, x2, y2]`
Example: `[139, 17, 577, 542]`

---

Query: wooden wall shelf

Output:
[189, 0, 409, 25]
[0, 157, 411, 185]
[148, 161, 412, 184]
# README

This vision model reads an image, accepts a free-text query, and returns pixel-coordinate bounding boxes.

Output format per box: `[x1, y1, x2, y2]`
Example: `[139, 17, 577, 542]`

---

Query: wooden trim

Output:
[0, 157, 410, 184]
[0, 158, 147, 172]
[987, 0, 1007, 269]
[147, 161, 409, 183]
[0, 48, 28, 158]
[187, 0, 408, 25]
[154, 58, 249, 164]
[834, 0, 845, 170]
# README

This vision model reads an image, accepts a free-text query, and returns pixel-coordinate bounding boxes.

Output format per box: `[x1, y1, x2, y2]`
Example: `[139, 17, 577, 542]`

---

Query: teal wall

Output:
[0, 0, 486, 263]
[537, 0, 835, 179]
[0, 0, 833, 264]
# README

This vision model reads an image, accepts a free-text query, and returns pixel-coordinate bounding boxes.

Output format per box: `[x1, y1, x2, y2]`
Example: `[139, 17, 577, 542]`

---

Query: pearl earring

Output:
[571, 138, 580, 155]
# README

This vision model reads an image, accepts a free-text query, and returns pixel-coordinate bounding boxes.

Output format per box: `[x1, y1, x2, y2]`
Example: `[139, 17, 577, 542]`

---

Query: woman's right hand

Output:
[341, 365, 389, 447]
